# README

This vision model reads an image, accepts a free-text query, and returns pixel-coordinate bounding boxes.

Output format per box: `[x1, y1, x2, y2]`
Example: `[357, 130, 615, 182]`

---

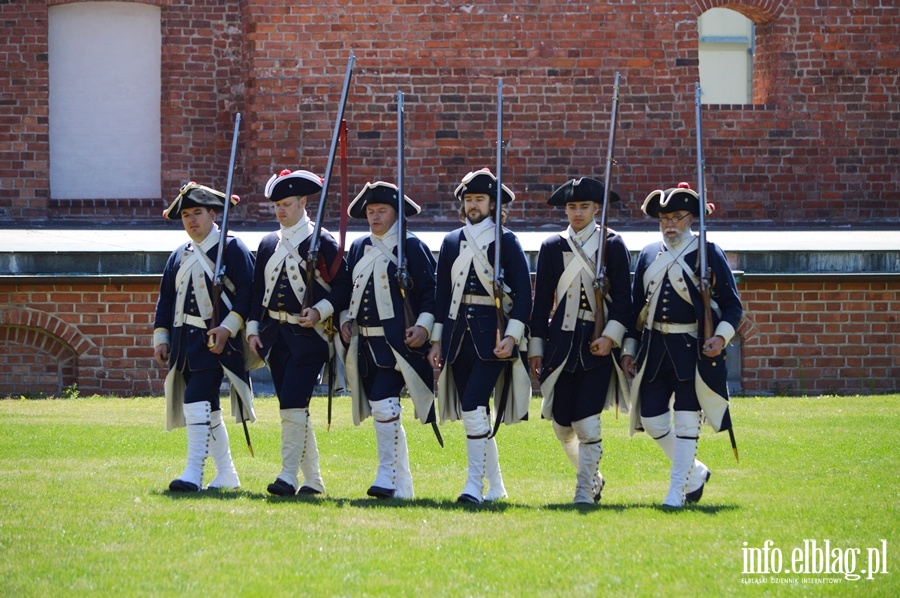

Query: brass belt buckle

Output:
[277, 310, 289, 323]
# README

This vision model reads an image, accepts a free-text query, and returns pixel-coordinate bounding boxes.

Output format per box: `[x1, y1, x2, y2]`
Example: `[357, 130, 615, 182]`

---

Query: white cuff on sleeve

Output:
[153, 328, 170, 348]
[714, 321, 736, 345]
[415, 312, 435, 336]
[221, 312, 244, 338]
[527, 336, 544, 359]
[430, 322, 444, 344]
[602, 319, 627, 348]
[504, 319, 526, 344]
[313, 299, 335, 321]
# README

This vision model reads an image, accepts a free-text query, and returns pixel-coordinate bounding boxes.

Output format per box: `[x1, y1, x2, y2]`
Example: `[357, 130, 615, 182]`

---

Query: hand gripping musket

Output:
[396, 90, 443, 447]
[303, 53, 355, 430]
[490, 78, 511, 438]
[594, 72, 621, 416]
[696, 84, 739, 462]
[210, 113, 253, 456]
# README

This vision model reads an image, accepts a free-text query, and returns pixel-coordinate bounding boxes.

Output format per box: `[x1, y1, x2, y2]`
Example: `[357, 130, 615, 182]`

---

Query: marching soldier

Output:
[528, 177, 632, 504]
[620, 182, 743, 508]
[153, 183, 256, 492]
[428, 168, 533, 504]
[339, 182, 439, 499]
[247, 169, 352, 497]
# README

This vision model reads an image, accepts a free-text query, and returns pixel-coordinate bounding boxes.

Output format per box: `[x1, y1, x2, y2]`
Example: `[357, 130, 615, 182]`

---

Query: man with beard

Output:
[154, 182, 255, 492]
[620, 182, 742, 508]
[247, 169, 351, 497]
[528, 177, 632, 504]
[339, 181, 439, 499]
[428, 168, 533, 504]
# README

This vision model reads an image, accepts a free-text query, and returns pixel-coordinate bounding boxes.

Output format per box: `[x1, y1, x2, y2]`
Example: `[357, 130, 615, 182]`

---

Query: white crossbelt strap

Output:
[347, 232, 398, 321]
[642, 236, 698, 307]
[448, 224, 511, 320]
[558, 228, 600, 331]
[173, 228, 223, 327]
[261, 219, 332, 308]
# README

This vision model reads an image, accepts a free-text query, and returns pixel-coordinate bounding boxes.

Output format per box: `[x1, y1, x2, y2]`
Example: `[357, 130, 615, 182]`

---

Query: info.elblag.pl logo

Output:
[742, 540, 889, 583]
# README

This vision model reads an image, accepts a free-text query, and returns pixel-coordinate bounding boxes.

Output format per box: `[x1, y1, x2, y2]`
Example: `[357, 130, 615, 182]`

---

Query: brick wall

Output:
[1, 278, 896, 397]
[2, 0, 897, 227]
[739, 280, 900, 395]
[0, 282, 163, 397]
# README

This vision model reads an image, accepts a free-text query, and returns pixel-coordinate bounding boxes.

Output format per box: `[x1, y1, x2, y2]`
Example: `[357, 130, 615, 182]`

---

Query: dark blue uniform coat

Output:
[342, 233, 438, 425]
[154, 234, 255, 430]
[530, 228, 632, 420]
[625, 237, 743, 434]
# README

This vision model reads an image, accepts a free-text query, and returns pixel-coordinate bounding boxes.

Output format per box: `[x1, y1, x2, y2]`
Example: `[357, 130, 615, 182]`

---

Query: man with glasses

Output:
[620, 182, 743, 508]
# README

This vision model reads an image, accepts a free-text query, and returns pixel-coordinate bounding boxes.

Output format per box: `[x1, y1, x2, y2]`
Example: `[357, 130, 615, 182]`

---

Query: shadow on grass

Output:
[157, 488, 738, 515]
[543, 501, 741, 515]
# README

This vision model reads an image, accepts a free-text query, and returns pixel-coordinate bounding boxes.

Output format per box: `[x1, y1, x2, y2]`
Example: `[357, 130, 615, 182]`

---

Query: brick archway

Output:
[691, 0, 787, 24]
[0, 307, 98, 396]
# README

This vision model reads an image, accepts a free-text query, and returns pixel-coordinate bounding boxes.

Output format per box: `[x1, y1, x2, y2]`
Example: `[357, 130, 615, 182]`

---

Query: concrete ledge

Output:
[1, 228, 898, 277]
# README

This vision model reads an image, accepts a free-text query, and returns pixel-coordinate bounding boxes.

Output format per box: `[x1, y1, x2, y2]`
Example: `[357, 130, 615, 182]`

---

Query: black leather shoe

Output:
[267, 479, 298, 496]
[367, 485, 395, 499]
[297, 485, 323, 495]
[594, 476, 606, 503]
[456, 493, 481, 504]
[169, 479, 200, 492]
[685, 471, 711, 504]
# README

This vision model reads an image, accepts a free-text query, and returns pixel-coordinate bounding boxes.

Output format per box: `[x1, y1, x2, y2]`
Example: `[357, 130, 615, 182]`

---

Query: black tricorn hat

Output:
[163, 182, 236, 220]
[264, 169, 324, 202]
[641, 182, 714, 218]
[547, 177, 621, 207]
[453, 168, 515, 204]
[347, 181, 422, 219]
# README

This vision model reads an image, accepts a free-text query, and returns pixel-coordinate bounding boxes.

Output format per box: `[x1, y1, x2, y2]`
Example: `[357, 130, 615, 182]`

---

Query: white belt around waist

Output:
[358, 325, 385, 337]
[576, 308, 595, 322]
[182, 314, 207, 329]
[268, 309, 302, 324]
[650, 321, 698, 335]
[461, 294, 495, 306]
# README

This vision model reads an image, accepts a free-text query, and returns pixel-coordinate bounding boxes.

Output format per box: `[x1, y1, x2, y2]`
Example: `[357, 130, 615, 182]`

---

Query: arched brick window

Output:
[693, 1, 786, 106]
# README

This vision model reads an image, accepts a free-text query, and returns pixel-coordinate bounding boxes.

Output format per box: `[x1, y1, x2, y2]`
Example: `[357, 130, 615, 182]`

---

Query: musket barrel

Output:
[397, 90, 405, 276]
[695, 83, 714, 342]
[493, 79, 506, 343]
[309, 53, 356, 260]
[592, 73, 620, 340]
[304, 53, 355, 310]
[214, 112, 242, 290]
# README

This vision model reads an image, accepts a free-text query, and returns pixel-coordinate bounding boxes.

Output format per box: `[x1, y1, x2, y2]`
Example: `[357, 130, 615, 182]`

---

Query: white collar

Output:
[280, 212, 311, 239]
[373, 221, 400, 245]
[566, 222, 596, 245]
[196, 224, 220, 252]
[465, 216, 494, 238]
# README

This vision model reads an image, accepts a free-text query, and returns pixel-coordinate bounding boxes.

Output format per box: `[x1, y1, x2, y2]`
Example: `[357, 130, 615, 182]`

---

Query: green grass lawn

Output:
[0, 394, 897, 596]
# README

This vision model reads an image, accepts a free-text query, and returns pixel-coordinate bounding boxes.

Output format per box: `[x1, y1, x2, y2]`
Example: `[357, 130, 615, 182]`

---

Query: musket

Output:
[492, 79, 507, 346]
[593, 72, 620, 343]
[303, 52, 355, 312]
[395, 90, 416, 329]
[396, 90, 443, 447]
[696, 83, 739, 462]
[300, 54, 353, 429]
[326, 118, 349, 432]
[210, 112, 253, 456]
[490, 78, 510, 439]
